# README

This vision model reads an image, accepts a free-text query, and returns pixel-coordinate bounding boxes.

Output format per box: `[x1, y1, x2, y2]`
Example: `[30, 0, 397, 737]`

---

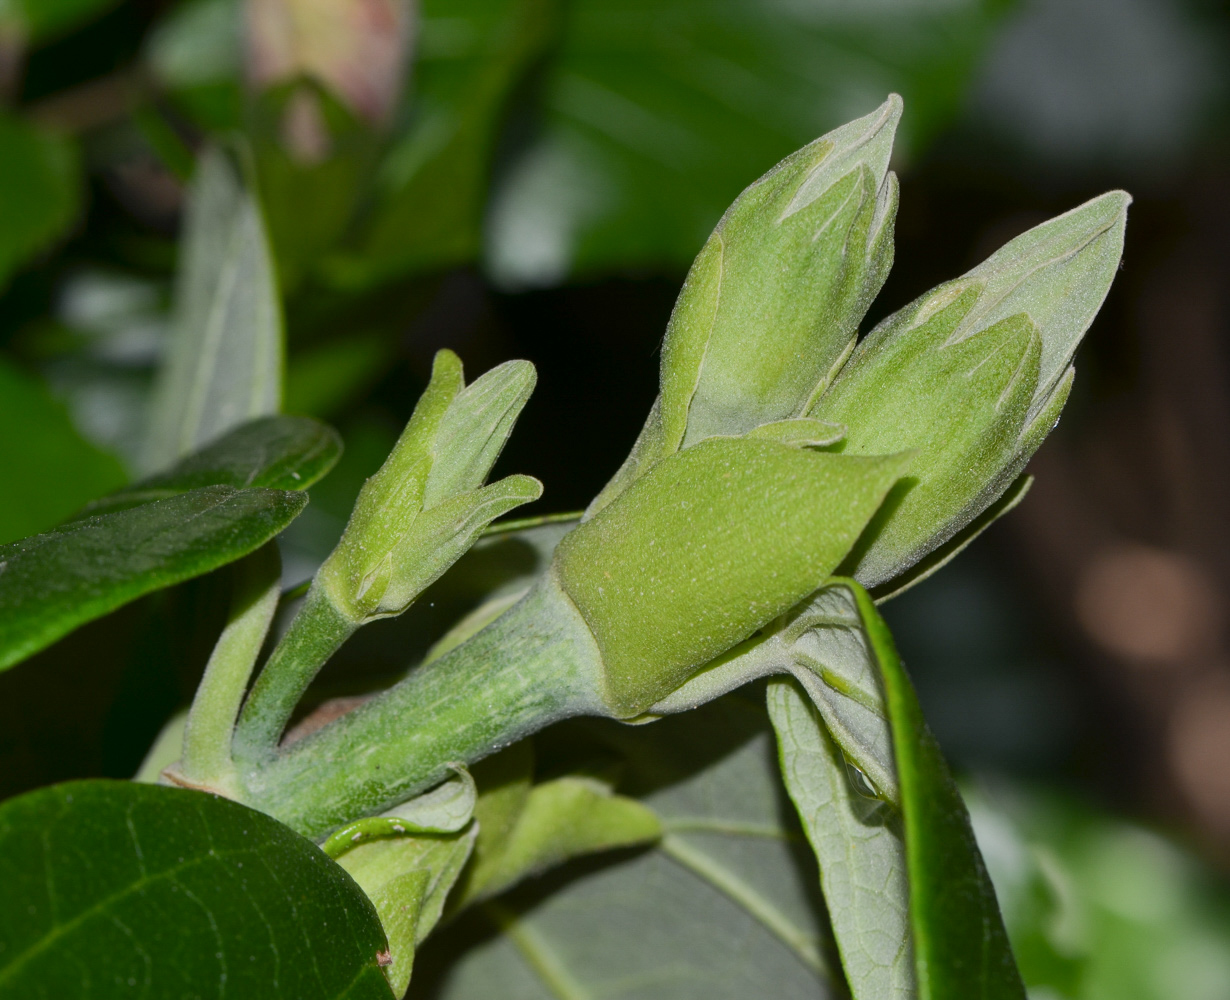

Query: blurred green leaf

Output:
[424, 696, 838, 999]
[0, 0, 117, 43]
[0, 485, 306, 672]
[0, 356, 125, 545]
[285, 330, 397, 417]
[0, 113, 80, 291]
[326, 0, 559, 288]
[485, 0, 1010, 286]
[251, 82, 382, 289]
[143, 145, 284, 474]
[967, 782, 1230, 1000]
[144, 0, 244, 130]
[0, 780, 391, 999]
[80, 415, 341, 518]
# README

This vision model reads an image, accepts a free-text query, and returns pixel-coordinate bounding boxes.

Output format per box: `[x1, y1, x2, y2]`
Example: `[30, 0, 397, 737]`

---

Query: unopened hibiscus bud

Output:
[810, 190, 1130, 587]
[590, 95, 902, 514]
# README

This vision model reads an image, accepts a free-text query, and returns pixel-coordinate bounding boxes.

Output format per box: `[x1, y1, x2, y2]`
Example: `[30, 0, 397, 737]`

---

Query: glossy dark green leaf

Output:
[0, 112, 80, 291]
[79, 416, 342, 519]
[0, 780, 391, 999]
[0, 357, 126, 545]
[849, 583, 1026, 1000]
[0, 486, 307, 672]
[485, 0, 1009, 285]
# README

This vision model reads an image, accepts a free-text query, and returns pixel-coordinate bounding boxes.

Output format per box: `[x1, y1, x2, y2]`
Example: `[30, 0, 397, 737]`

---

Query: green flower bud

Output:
[321, 349, 542, 620]
[590, 95, 902, 514]
[810, 191, 1130, 586]
[555, 437, 908, 717]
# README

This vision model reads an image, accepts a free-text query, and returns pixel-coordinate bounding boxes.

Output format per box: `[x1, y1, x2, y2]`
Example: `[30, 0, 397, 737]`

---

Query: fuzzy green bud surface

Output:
[811, 191, 1130, 586]
[556, 437, 908, 717]
[319, 349, 541, 620]
[591, 96, 902, 514]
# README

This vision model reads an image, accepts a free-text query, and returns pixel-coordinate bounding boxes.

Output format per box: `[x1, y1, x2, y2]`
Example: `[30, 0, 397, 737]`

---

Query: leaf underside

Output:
[417, 695, 839, 1000]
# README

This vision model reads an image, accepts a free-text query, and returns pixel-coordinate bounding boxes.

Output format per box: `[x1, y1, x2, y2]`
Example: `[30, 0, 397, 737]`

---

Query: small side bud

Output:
[320, 349, 540, 621]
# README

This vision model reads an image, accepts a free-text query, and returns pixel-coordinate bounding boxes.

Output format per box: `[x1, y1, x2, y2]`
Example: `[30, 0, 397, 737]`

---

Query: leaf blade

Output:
[0, 780, 391, 999]
[769, 676, 914, 999]
[80, 415, 342, 518]
[143, 145, 284, 473]
[0, 485, 307, 671]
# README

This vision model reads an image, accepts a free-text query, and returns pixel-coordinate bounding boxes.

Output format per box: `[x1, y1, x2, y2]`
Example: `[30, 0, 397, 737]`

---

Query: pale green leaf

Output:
[143, 146, 283, 473]
[339, 825, 478, 998]
[769, 677, 914, 1000]
[461, 773, 661, 905]
[420, 696, 837, 1000]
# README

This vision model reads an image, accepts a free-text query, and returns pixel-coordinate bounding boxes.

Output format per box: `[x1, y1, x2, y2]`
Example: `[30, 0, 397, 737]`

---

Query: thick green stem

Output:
[233, 584, 357, 763]
[240, 574, 609, 839]
[176, 544, 281, 792]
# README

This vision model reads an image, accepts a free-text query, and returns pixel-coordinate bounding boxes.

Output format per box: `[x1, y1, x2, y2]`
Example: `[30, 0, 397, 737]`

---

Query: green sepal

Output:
[815, 303, 1042, 586]
[353, 474, 544, 619]
[745, 417, 846, 447]
[809, 192, 1126, 586]
[556, 437, 909, 717]
[424, 359, 537, 508]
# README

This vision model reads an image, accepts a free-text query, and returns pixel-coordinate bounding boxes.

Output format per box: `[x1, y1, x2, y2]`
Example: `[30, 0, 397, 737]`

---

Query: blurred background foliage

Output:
[1, 0, 1229, 996]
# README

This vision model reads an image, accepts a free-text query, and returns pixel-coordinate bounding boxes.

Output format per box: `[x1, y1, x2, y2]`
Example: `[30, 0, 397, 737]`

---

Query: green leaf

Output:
[0, 780, 391, 999]
[0, 486, 307, 672]
[0, 112, 80, 292]
[338, 826, 478, 998]
[327, 0, 560, 287]
[0, 0, 118, 42]
[81, 415, 342, 518]
[848, 583, 1025, 1000]
[485, 0, 1009, 285]
[769, 678, 914, 999]
[0, 357, 126, 545]
[422, 696, 838, 999]
[143, 145, 284, 474]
